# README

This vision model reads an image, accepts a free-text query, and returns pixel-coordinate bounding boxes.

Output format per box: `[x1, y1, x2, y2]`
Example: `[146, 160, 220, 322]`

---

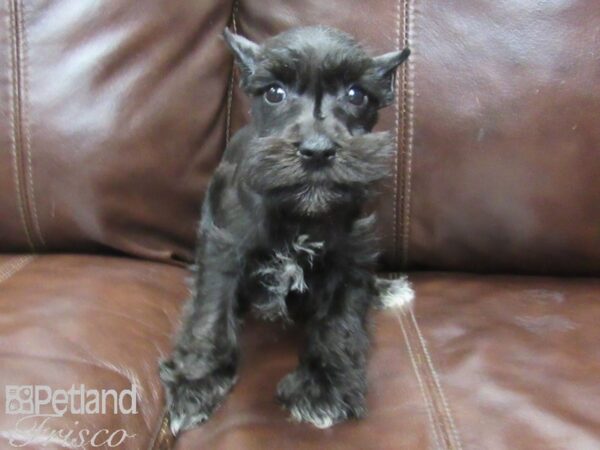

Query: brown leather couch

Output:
[1, 1, 599, 449]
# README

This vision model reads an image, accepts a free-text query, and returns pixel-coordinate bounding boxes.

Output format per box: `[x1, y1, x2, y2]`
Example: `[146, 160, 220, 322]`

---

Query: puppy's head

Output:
[224, 26, 410, 215]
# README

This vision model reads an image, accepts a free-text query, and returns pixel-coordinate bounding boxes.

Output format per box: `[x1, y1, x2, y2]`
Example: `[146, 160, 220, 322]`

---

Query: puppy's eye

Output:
[346, 85, 368, 106]
[264, 84, 286, 104]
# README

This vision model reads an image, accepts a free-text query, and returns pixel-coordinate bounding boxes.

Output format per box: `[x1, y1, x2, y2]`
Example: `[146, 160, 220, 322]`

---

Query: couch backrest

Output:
[1, 0, 599, 275]
[0, 0, 234, 262]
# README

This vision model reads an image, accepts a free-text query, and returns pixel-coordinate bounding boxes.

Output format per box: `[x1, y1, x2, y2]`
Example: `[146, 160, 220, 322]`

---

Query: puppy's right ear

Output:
[223, 28, 260, 83]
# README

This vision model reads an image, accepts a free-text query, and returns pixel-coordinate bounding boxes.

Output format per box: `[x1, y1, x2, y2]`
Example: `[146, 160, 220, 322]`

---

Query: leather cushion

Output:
[172, 273, 600, 450]
[0, 254, 187, 450]
[1, 256, 598, 449]
[231, 0, 600, 274]
[0, 0, 233, 262]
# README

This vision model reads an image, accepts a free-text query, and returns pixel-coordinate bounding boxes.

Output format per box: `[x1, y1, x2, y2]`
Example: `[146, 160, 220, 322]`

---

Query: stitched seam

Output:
[406, 310, 453, 449]
[12, 0, 36, 249]
[398, 0, 408, 266]
[225, 0, 239, 144]
[401, 0, 415, 268]
[149, 410, 173, 450]
[397, 309, 444, 449]
[7, 0, 34, 250]
[406, 312, 451, 449]
[404, 308, 462, 449]
[392, 0, 401, 263]
[0, 256, 35, 284]
[410, 310, 463, 450]
[19, 0, 45, 247]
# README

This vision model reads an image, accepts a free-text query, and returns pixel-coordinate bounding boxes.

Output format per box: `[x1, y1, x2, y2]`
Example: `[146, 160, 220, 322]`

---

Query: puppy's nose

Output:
[298, 136, 337, 161]
[299, 147, 336, 160]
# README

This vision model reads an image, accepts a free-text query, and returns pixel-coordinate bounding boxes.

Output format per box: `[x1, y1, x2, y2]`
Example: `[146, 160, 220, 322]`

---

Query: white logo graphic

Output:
[5, 386, 34, 415]
[3, 384, 138, 448]
[5, 384, 138, 416]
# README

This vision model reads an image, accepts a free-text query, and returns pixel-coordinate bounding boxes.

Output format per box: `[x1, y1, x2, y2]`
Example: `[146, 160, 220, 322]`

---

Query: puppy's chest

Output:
[255, 234, 324, 292]
[250, 234, 325, 322]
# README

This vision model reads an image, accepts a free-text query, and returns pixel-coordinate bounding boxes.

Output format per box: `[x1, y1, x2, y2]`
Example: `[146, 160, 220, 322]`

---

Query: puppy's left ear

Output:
[372, 48, 410, 107]
[223, 28, 260, 86]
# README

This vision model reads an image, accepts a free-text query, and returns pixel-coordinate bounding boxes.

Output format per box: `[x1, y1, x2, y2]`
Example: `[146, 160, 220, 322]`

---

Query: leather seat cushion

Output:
[173, 273, 600, 450]
[0, 254, 187, 450]
[1, 256, 598, 449]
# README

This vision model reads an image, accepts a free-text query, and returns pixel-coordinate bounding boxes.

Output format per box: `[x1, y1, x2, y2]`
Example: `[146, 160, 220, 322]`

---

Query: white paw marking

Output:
[289, 404, 344, 429]
[379, 276, 414, 309]
[169, 415, 186, 436]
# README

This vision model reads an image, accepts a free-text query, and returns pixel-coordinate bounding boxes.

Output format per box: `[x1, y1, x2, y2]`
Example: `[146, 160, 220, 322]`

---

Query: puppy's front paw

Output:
[159, 359, 236, 435]
[276, 369, 365, 429]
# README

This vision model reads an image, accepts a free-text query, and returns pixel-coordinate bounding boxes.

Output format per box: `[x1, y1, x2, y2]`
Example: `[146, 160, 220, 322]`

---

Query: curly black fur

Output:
[160, 26, 410, 433]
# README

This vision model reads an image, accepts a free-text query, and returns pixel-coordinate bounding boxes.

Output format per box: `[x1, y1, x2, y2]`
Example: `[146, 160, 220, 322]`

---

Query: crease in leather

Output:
[0, 255, 35, 284]
[397, 307, 463, 450]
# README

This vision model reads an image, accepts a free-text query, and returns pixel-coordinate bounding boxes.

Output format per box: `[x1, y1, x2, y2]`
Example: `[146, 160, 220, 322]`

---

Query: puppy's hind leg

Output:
[160, 239, 241, 435]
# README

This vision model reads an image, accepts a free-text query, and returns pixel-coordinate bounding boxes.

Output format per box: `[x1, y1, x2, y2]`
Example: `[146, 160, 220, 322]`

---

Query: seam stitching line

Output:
[406, 310, 451, 449]
[410, 309, 463, 450]
[19, 1, 45, 247]
[149, 411, 173, 450]
[391, 0, 401, 263]
[399, 0, 408, 267]
[0, 256, 35, 285]
[412, 318, 449, 449]
[225, 0, 239, 144]
[397, 309, 444, 449]
[401, 0, 415, 267]
[7, 0, 34, 250]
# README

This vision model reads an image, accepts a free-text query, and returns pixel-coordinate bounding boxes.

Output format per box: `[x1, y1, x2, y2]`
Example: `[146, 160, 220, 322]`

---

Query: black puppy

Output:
[160, 26, 411, 433]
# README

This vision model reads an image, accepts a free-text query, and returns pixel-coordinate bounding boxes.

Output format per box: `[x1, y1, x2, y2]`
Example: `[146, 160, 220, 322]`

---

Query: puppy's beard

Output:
[242, 131, 394, 214]
[293, 184, 345, 215]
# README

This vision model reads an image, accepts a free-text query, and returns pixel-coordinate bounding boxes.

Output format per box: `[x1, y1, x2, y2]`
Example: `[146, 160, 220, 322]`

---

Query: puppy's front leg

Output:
[277, 274, 372, 428]
[160, 242, 240, 434]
